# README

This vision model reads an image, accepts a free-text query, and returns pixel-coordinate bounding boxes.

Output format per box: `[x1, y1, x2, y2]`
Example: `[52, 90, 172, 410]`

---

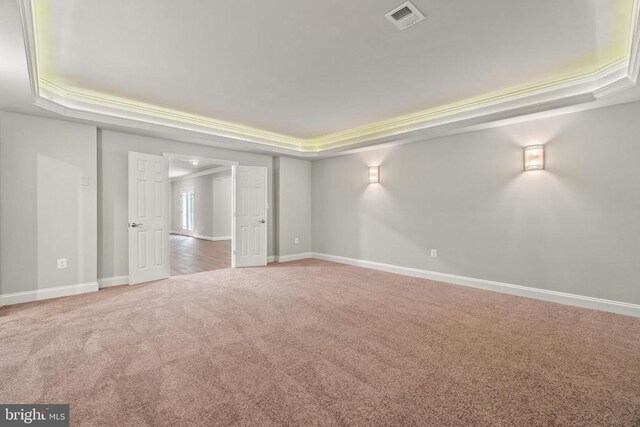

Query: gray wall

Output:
[171, 169, 232, 238]
[98, 130, 275, 279]
[212, 170, 232, 238]
[311, 101, 640, 305]
[171, 175, 213, 236]
[5, 100, 638, 308]
[275, 157, 312, 256]
[0, 112, 97, 294]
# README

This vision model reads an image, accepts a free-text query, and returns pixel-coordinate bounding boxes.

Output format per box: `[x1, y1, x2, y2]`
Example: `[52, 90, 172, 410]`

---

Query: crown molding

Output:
[628, 0, 640, 84]
[17, 0, 39, 100]
[18, 0, 640, 156]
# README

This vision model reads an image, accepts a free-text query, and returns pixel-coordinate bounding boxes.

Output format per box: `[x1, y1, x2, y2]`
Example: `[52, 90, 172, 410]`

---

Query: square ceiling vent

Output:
[385, 2, 425, 30]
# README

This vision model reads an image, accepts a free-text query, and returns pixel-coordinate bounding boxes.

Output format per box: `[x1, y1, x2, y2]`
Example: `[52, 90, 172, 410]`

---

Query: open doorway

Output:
[167, 154, 234, 276]
[127, 152, 267, 285]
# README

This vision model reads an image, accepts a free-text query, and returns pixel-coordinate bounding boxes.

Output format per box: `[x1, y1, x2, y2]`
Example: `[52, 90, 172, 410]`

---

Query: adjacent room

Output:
[168, 155, 233, 276]
[1, 0, 640, 425]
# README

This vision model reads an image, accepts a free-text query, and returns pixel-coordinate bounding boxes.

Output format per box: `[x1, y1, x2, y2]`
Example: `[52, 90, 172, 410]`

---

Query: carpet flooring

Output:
[1, 259, 639, 426]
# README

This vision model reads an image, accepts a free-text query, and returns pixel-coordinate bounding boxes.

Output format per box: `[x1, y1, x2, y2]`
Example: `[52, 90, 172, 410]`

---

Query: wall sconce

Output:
[523, 145, 544, 171]
[369, 166, 380, 183]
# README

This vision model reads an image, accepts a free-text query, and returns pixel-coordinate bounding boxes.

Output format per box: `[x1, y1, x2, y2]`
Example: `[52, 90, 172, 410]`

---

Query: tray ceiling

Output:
[19, 0, 640, 154]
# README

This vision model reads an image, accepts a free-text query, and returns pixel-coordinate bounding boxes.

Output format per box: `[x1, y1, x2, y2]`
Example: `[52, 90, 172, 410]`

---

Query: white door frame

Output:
[164, 153, 238, 168]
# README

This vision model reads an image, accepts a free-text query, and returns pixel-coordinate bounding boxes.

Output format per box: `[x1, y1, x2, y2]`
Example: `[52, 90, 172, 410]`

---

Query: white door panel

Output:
[128, 152, 170, 284]
[233, 166, 267, 267]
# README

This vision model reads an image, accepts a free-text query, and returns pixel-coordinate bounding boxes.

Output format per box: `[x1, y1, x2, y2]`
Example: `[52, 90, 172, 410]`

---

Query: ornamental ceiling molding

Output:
[18, 0, 640, 156]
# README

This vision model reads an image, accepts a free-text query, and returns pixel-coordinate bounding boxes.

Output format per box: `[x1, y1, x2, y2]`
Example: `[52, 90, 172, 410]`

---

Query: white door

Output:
[179, 187, 195, 236]
[128, 152, 170, 284]
[233, 166, 267, 267]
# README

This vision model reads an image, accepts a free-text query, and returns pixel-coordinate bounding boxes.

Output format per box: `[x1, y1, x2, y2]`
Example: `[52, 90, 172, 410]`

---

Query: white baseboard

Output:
[273, 252, 313, 263]
[171, 231, 231, 242]
[98, 275, 129, 288]
[194, 234, 231, 241]
[0, 282, 99, 306]
[267, 256, 276, 263]
[311, 253, 640, 317]
[7, 255, 635, 317]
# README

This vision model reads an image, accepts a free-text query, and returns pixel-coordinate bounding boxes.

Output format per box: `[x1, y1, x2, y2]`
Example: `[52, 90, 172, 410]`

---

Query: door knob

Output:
[258, 219, 265, 224]
[129, 223, 143, 228]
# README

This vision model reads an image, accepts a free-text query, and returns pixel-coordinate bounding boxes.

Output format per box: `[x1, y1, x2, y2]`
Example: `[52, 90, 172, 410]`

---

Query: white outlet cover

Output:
[294, 237, 299, 244]
[57, 258, 67, 269]
[430, 249, 437, 258]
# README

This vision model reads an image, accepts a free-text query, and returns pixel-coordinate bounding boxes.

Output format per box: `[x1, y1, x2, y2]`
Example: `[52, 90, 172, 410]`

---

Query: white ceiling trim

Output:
[17, 0, 640, 156]
[628, 0, 640, 84]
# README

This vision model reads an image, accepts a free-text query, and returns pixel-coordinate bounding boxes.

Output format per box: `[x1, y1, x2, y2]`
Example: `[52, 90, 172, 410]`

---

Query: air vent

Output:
[385, 2, 425, 31]
[391, 6, 413, 21]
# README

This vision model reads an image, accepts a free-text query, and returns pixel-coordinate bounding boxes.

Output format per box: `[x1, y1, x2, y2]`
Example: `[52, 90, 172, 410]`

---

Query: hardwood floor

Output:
[170, 234, 231, 276]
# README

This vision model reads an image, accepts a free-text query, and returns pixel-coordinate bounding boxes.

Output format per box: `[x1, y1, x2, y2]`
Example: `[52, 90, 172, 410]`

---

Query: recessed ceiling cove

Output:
[19, 0, 640, 154]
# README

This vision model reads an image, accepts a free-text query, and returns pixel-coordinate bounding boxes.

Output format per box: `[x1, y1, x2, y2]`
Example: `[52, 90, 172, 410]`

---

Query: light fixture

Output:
[369, 166, 380, 184]
[191, 160, 199, 166]
[523, 145, 544, 171]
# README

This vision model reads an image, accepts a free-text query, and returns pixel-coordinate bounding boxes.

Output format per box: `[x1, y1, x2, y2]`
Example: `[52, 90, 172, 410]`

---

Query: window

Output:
[180, 188, 195, 232]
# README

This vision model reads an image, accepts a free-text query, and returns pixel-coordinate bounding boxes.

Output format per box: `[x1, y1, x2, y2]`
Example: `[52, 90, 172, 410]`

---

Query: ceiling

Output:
[2, 0, 640, 155]
[168, 158, 229, 179]
[42, 0, 623, 138]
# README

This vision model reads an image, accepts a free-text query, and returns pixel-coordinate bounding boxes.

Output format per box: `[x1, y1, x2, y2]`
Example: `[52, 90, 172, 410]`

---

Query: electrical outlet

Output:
[294, 237, 299, 245]
[57, 258, 67, 269]
[430, 249, 437, 258]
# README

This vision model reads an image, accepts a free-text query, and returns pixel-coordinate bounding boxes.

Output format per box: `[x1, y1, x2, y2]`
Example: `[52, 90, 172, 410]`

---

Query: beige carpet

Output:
[1, 259, 639, 426]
